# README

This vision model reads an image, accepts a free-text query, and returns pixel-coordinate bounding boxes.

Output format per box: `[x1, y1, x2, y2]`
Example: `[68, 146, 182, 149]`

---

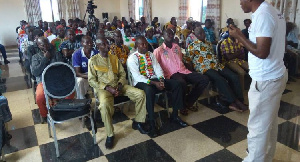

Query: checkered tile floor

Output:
[1, 48, 300, 162]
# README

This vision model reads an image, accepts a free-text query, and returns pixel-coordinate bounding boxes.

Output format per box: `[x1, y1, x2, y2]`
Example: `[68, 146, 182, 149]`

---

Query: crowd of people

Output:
[8, 1, 299, 161]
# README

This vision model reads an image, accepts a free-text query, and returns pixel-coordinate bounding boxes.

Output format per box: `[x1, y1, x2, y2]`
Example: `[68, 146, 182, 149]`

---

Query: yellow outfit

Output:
[88, 53, 146, 137]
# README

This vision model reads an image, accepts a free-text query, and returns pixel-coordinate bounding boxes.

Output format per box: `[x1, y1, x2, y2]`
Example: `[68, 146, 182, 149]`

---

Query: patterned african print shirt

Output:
[186, 39, 224, 74]
[220, 37, 245, 65]
[203, 27, 216, 43]
[109, 44, 130, 66]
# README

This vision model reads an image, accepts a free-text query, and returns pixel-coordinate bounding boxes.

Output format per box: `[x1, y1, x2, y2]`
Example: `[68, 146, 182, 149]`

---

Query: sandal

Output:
[180, 109, 188, 116]
[187, 105, 198, 112]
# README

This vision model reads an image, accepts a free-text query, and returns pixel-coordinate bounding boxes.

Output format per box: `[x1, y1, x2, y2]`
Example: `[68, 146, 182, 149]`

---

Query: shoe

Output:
[246, 148, 249, 154]
[132, 121, 149, 134]
[170, 116, 188, 127]
[149, 121, 158, 138]
[180, 109, 188, 116]
[4, 59, 10, 64]
[105, 136, 114, 149]
[41, 117, 47, 124]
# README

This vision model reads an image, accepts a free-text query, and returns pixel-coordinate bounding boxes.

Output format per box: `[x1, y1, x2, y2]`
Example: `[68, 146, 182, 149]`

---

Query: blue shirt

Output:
[72, 48, 97, 74]
[203, 27, 216, 42]
[146, 37, 158, 44]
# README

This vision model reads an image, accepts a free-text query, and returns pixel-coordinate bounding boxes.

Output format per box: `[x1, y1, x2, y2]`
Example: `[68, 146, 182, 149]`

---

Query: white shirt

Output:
[127, 51, 164, 86]
[47, 35, 57, 43]
[248, 1, 286, 81]
[78, 27, 87, 35]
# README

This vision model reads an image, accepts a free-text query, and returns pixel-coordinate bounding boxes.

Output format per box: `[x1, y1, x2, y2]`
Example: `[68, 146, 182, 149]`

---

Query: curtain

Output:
[205, 0, 221, 35]
[24, 0, 42, 26]
[66, 0, 80, 19]
[129, 0, 136, 21]
[57, 0, 64, 19]
[143, 0, 152, 24]
[178, 0, 190, 26]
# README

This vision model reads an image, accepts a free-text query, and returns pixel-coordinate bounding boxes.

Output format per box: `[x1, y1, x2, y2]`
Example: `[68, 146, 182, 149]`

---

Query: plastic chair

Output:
[42, 62, 96, 158]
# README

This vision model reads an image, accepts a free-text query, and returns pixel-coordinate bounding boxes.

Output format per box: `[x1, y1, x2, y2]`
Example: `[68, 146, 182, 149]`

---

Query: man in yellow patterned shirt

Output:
[88, 37, 148, 149]
[220, 34, 249, 92]
[186, 27, 247, 112]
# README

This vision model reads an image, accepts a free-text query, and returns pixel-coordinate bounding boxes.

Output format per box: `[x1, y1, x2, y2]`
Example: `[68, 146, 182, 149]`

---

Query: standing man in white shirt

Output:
[229, 1, 288, 162]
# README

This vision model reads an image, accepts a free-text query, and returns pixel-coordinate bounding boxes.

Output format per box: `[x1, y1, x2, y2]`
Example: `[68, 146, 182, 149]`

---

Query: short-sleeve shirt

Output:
[248, 1, 286, 81]
[220, 37, 245, 65]
[186, 39, 224, 74]
[203, 27, 216, 43]
[72, 48, 97, 74]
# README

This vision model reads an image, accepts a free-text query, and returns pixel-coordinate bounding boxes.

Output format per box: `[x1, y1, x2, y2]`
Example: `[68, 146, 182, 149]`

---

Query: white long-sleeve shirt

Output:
[127, 51, 164, 86]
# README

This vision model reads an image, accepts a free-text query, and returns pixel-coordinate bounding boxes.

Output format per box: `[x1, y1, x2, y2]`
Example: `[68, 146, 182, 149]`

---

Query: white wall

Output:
[79, 0, 121, 22]
[120, 0, 129, 20]
[152, 0, 179, 27]
[0, 0, 27, 46]
[220, 0, 252, 29]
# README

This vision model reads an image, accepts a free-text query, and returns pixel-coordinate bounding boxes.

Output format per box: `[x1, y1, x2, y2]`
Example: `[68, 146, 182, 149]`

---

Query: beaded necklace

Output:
[135, 52, 154, 78]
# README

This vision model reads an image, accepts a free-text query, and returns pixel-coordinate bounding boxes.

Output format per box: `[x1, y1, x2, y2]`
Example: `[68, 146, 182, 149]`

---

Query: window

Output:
[190, 0, 207, 22]
[39, 0, 60, 22]
[135, 0, 144, 21]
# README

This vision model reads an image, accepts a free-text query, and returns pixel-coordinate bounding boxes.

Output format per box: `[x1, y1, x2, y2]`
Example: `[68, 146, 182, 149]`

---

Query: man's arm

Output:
[74, 67, 88, 79]
[88, 59, 100, 90]
[31, 53, 49, 77]
[229, 26, 271, 59]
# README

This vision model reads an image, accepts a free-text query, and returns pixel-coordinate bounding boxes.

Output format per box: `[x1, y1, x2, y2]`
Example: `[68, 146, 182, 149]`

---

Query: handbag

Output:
[52, 99, 91, 112]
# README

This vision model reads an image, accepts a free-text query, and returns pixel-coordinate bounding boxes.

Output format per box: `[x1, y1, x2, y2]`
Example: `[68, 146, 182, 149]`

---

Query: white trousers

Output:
[243, 71, 288, 162]
[76, 77, 89, 99]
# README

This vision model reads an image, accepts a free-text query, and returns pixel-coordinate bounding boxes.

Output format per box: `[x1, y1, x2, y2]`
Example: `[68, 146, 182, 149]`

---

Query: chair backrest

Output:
[42, 62, 76, 99]
[216, 39, 224, 64]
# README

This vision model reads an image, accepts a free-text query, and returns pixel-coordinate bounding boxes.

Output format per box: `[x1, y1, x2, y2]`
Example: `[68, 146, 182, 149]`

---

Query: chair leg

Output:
[47, 118, 52, 138]
[82, 117, 85, 128]
[164, 93, 170, 118]
[1, 149, 5, 161]
[89, 114, 97, 145]
[51, 121, 60, 157]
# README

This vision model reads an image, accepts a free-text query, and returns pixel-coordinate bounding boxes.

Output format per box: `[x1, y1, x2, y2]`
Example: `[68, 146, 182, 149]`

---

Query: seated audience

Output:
[32, 37, 73, 121]
[43, 21, 52, 37]
[185, 27, 247, 112]
[47, 26, 57, 43]
[78, 20, 88, 35]
[51, 26, 67, 51]
[27, 29, 44, 66]
[241, 19, 251, 40]
[72, 36, 97, 99]
[59, 29, 82, 65]
[181, 19, 193, 48]
[110, 30, 130, 70]
[88, 37, 148, 149]
[21, 26, 35, 72]
[220, 34, 249, 92]
[140, 16, 149, 32]
[36, 20, 43, 30]
[123, 25, 136, 53]
[145, 26, 159, 52]
[203, 19, 217, 45]
[128, 36, 188, 137]
[154, 29, 210, 115]
[286, 22, 299, 49]
[220, 18, 235, 38]
[116, 19, 124, 37]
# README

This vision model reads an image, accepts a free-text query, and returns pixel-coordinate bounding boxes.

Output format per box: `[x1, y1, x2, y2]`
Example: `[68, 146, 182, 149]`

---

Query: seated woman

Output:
[145, 26, 159, 52]
[185, 27, 247, 112]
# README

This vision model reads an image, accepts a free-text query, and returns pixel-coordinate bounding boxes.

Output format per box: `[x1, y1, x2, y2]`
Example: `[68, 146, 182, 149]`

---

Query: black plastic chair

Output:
[42, 62, 96, 157]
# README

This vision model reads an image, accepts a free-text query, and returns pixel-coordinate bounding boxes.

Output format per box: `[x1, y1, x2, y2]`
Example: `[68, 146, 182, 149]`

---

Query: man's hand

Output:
[117, 83, 123, 92]
[43, 50, 51, 59]
[106, 86, 120, 97]
[152, 81, 164, 91]
[228, 25, 243, 39]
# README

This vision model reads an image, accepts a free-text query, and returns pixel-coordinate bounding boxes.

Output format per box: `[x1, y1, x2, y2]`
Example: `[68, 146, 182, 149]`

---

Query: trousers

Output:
[76, 77, 89, 99]
[135, 79, 183, 121]
[243, 71, 288, 162]
[0, 44, 7, 59]
[170, 72, 209, 107]
[97, 85, 146, 137]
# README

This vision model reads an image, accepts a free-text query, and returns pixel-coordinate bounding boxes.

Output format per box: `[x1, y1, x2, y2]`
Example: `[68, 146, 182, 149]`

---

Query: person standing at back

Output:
[228, 1, 287, 162]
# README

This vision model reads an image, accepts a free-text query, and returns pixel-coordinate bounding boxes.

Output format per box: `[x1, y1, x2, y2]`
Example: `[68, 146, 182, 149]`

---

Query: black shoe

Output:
[149, 121, 158, 138]
[132, 121, 149, 134]
[4, 59, 10, 64]
[170, 117, 188, 127]
[105, 136, 114, 149]
[41, 117, 47, 124]
[246, 148, 249, 154]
